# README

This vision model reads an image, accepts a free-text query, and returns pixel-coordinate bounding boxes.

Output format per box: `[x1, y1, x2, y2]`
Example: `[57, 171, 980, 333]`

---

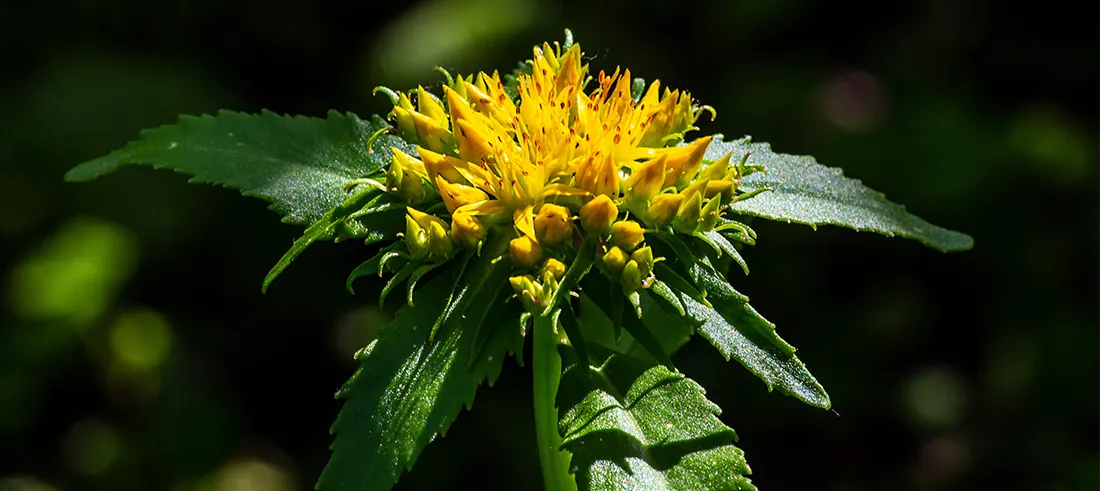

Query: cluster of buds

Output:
[509, 257, 567, 311]
[628, 145, 750, 235]
[576, 196, 654, 292]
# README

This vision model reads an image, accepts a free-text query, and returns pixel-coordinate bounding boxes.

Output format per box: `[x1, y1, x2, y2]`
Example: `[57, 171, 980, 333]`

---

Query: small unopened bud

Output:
[408, 110, 454, 155]
[509, 275, 544, 312]
[407, 207, 451, 259]
[630, 246, 655, 278]
[541, 258, 567, 281]
[534, 203, 573, 246]
[416, 86, 447, 125]
[580, 195, 618, 235]
[389, 106, 418, 145]
[405, 214, 430, 260]
[610, 220, 645, 251]
[625, 155, 667, 207]
[601, 246, 627, 273]
[509, 236, 544, 269]
[427, 220, 454, 258]
[388, 148, 428, 204]
[705, 180, 737, 201]
[451, 210, 487, 249]
[672, 192, 703, 234]
[700, 152, 734, 181]
[697, 196, 722, 232]
[662, 136, 712, 188]
[644, 193, 683, 228]
[620, 260, 644, 292]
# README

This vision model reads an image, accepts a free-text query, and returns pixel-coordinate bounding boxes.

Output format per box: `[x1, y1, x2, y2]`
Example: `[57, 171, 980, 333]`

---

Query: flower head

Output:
[378, 36, 743, 280]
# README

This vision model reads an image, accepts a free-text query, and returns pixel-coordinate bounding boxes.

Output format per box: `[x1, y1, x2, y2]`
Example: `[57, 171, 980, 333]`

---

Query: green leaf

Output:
[319, 258, 521, 491]
[708, 137, 973, 252]
[262, 190, 402, 292]
[656, 234, 830, 409]
[66, 110, 413, 227]
[579, 274, 694, 361]
[557, 346, 756, 491]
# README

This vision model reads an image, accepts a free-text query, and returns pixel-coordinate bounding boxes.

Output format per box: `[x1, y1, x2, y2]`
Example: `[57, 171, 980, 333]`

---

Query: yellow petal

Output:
[661, 135, 712, 188]
[513, 205, 536, 239]
[435, 176, 489, 214]
[416, 146, 465, 185]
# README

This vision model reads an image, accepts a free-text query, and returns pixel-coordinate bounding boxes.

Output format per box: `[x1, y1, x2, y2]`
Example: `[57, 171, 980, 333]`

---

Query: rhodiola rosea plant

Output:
[66, 31, 972, 491]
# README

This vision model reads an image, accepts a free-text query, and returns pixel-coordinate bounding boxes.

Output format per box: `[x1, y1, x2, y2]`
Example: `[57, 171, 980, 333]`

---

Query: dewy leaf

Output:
[262, 190, 402, 293]
[319, 259, 520, 491]
[708, 137, 974, 252]
[66, 110, 414, 227]
[656, 233, 830, 409]
[558, 346, 756, 491]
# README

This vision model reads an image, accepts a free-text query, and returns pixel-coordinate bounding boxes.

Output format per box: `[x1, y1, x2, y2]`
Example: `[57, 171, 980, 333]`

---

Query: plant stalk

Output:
[533, 313, 577, 491]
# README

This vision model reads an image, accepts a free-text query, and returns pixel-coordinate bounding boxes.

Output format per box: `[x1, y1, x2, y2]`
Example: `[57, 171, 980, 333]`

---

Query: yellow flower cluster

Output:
[377, 39, 747, 302]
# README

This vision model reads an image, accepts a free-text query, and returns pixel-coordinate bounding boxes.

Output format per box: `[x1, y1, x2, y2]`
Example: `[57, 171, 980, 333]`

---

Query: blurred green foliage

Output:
[1, 0, 1096, 490]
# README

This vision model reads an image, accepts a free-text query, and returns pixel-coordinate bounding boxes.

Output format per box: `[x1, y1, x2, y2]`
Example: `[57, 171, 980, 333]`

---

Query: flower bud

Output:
[509, 236, 544, 269]
[610, 220, 645, 251]
[408, 110, 454, 155]
[404, 214, 430, 260]
[697, 196, 722, 233]
[662, 135, 712, 188]
[624, 155, 667, 207]
[620, 260, 644, 292]
[699, 152, 733, 181]
[630, 246, 655, 278]
[672, 191, 703, 234]
[540, 258, 567, 281]
[407, 207, 451, 259]
[601, 246, 627, 273]
[644, 193, 683, 228]
[451, 209, 488, 249]
[416, 86, 448, 126]
[427, 220, 454, 258]
[436, 176, 489, 214]
[390, 106, 418, 144]
[579, 195, 618, 235]
[533, 203, 573, 246]
[509, 275, 544, 312]
[388, 148, 429, 204]
[705, 180, 737, 201]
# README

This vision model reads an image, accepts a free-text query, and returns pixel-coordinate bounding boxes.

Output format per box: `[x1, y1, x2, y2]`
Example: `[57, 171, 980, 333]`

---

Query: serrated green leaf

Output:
[319, 259, 520, 491]
[656, 234, 831, 409]
[708, 137, 973, 252]
[66, 110, 413, 227]
[262, 190, 402, 292]
[579, 274, 694, 361]
[557, 346, 756, 491]
[694, 230, 749, 276]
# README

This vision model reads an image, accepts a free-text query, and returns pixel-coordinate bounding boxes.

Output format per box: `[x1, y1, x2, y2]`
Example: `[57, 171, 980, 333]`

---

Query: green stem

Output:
[533, 313, 577, 491]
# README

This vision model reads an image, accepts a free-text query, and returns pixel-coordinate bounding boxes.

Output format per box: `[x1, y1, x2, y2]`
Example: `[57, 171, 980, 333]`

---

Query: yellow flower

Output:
[380, 38, 719, 251]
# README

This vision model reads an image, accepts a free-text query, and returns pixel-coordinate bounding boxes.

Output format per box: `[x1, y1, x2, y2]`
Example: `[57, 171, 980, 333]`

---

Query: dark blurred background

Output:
[1, 0, 1096, 490]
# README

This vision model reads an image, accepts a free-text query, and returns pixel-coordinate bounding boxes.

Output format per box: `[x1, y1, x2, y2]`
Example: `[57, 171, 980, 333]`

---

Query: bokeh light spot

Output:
[8, 218, 136, 326]
[903, 365, 967, 429]
[109, 308, 173, 371]
[62, 419, 122, 476]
